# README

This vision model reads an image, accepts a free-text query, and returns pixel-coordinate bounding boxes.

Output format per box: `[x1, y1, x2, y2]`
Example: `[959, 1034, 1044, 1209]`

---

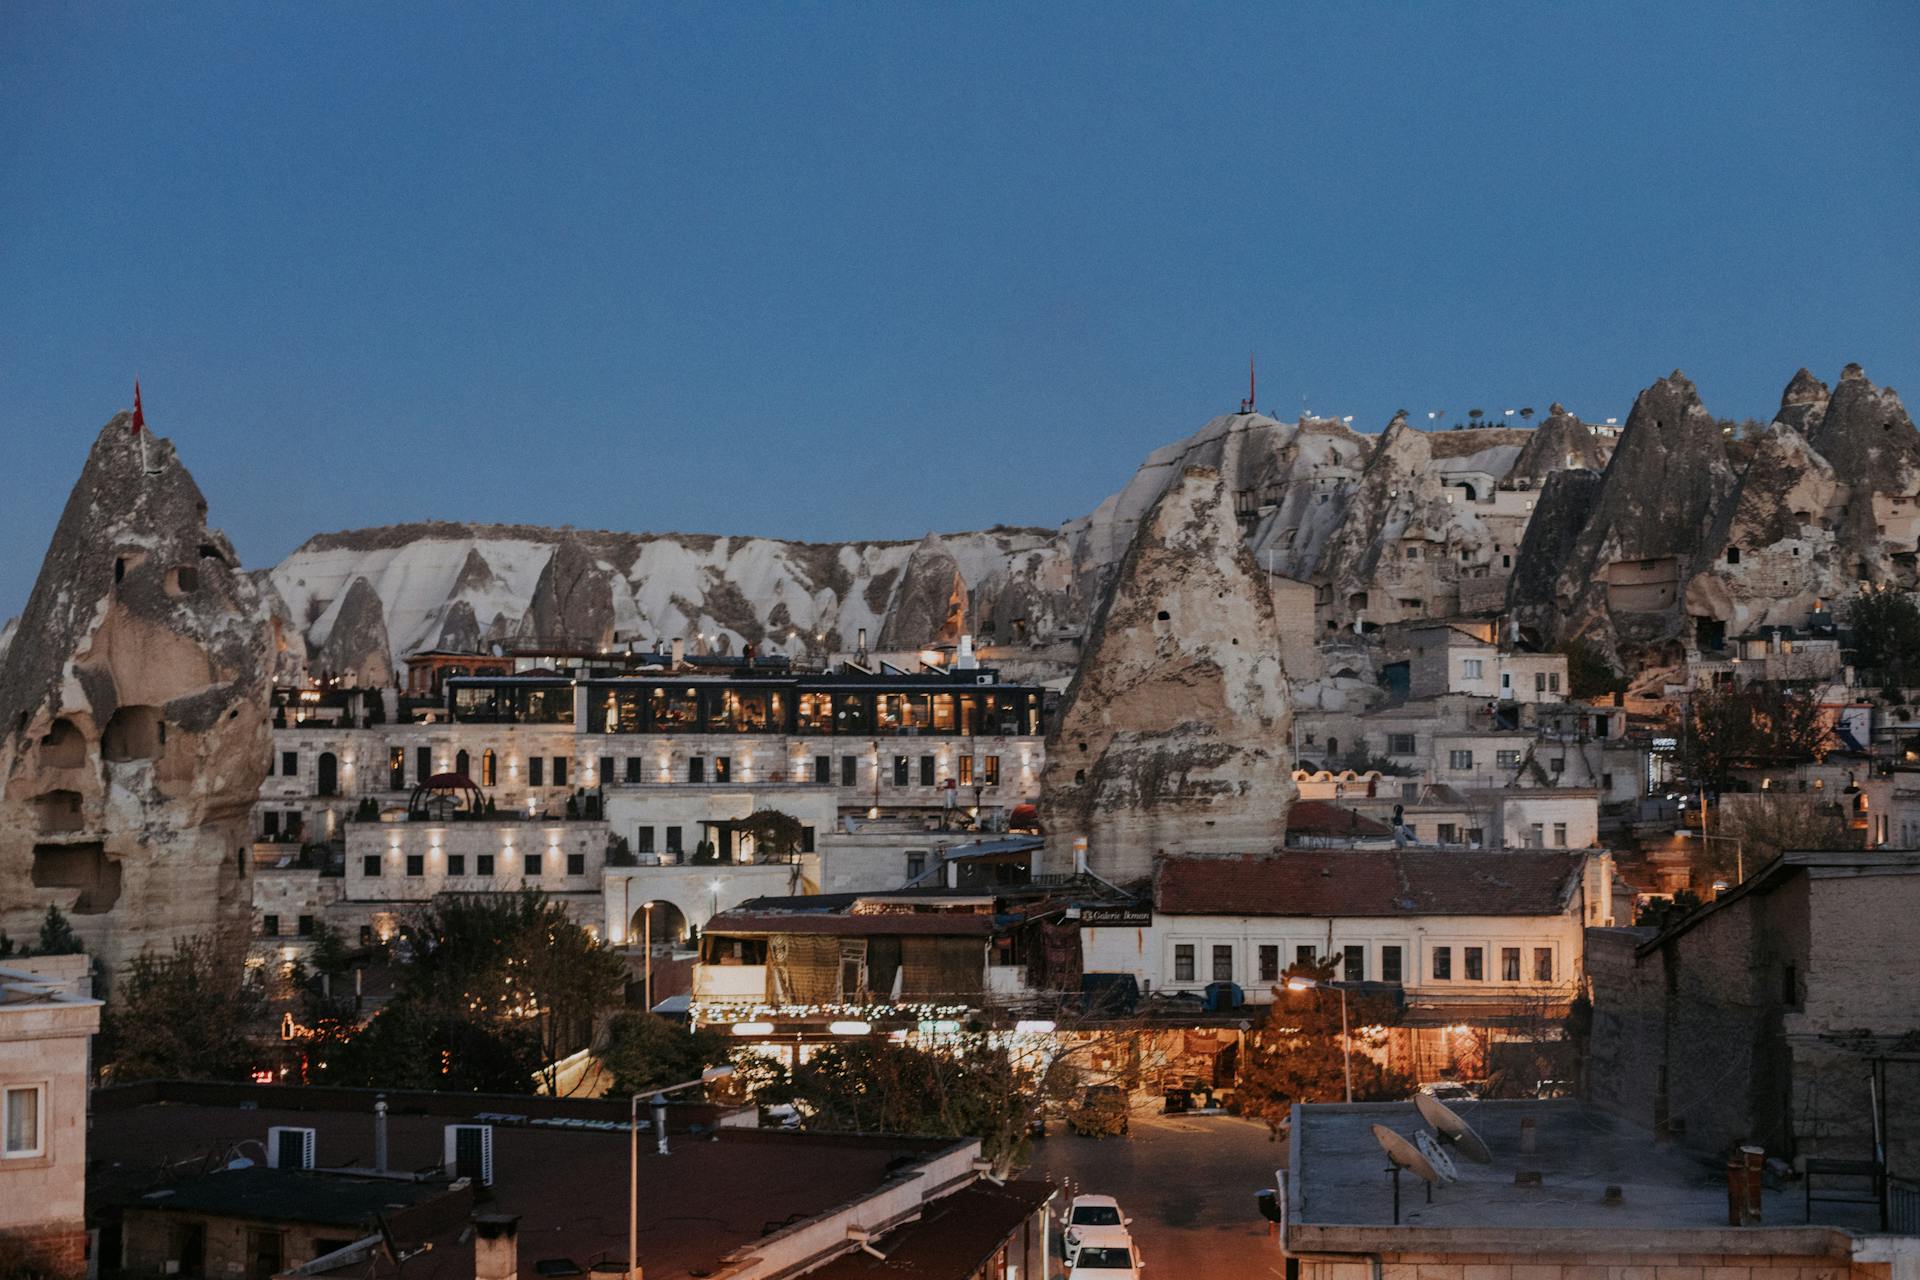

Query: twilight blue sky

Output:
[3, 3, 1917, 616]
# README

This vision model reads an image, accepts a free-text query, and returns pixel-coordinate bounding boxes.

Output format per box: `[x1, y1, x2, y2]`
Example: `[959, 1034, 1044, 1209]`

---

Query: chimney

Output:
[1724, 1145, 1765, 1225]
[670, 637, 685, 669]
[1072, 836, 1089, 877]
[956, 634, 978, 670]
[374, 1095, 389, 1172]
[856, 627, 869, 659]
[473, 1214, 519, 1280]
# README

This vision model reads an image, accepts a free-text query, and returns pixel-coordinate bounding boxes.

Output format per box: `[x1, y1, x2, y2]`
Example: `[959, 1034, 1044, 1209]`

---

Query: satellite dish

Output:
[1371, 1124, 1443, 1185]
[1416, 1093, 1492, 1164]
[1414, 1130, 1458, 1183]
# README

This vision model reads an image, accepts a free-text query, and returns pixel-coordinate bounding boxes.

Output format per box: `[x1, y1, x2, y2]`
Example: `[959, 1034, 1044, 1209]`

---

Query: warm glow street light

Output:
[631, 1065, 735, 1278]
[1284, 976, 1354, 1103]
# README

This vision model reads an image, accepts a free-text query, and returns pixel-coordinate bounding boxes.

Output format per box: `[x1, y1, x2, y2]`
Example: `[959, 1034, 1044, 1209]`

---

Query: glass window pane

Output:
[4, 1087, 39, 1155]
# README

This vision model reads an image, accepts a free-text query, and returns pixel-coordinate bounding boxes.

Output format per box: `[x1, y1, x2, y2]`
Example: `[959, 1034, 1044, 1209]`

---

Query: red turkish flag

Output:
[132, 381, 145, 436]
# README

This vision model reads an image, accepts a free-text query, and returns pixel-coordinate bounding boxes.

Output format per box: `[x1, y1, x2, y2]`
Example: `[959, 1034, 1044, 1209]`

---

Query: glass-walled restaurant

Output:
[447, 673, 1045, 737]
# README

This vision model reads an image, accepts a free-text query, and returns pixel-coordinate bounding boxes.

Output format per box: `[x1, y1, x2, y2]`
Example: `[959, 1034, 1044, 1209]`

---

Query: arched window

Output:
[455, 749, 470, 779]
[482, 749, 497, 787]
[317, 752, 339, 797]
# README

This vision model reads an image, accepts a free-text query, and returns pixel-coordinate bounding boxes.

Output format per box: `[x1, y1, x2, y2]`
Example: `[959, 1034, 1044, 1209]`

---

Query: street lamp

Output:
[1285, 976, 1354, 1103]
[630, 1065, 734, 1279]
[640, 901, 656, 1013]
[1675, 830, 1744, 885]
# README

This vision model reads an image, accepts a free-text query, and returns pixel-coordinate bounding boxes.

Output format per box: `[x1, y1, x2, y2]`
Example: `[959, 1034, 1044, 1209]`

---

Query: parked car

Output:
[1064, 1193, 1130, 1261]
[1068, 1085, 1131, 1137]
[1065, 1225, 1144, 1277]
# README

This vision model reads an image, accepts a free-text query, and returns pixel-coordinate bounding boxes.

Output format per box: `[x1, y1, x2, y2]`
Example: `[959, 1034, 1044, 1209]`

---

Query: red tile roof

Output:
[1153, 849, 1586, 918]
[705, 910, 997, 937]
[1285, 800, 1394, 837]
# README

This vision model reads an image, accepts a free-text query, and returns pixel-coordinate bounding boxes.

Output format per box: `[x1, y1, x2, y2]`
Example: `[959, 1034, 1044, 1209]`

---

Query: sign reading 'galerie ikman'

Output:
[1078, 906, 1152, 927]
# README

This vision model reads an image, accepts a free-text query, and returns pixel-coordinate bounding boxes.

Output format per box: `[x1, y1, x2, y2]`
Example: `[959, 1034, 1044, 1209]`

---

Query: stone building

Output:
[1587, 851, 1920, 1189]
[0, 958, 103, 1280]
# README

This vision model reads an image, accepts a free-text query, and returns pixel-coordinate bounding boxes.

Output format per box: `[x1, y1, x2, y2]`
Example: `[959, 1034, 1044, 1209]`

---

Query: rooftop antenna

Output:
[1371, 1124, 1445, 1223]
[1416, 1092, 1492, 1163]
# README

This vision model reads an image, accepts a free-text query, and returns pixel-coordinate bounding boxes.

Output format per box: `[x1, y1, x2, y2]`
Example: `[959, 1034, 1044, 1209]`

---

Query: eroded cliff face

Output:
[1506, 366, 1920, 670]
[269, 522, 1087, 675]
[0, 418, 271, 985]
[518, 534, 617, 652]
[1508, 372, 1740, 667]
[1683, 366, 1918, 639]
[1313, 413, 1503, 629]
[1508, 404, 1609, 480]
[1040, 466, 1294, 884]
[314, 576, 393, 687]
[875, 535, 968, 651]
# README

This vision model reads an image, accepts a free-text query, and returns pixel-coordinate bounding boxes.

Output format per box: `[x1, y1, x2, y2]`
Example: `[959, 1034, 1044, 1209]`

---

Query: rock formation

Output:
[314, 576, 393, 687]
[1804, 364, 1920, 573]
[1507, 404, 1609, 480]
[875, 535, 968, 651]
[270, 521, 1087, 679]
[1313, 413, 1499, 629]
[1507, 372, 1739, 667]
[434, 600, 483, 652]
[0, 416, 272, 985]
[1682, 366, 1918, 638]
[520, 534, 617, 651]
[1040, 466, 1294, 884]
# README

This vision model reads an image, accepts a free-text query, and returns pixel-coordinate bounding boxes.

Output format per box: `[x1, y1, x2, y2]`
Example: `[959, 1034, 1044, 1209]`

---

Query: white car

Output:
[1063, 1194, 1130, 1262]
[1065, 1225, 1144, 1277]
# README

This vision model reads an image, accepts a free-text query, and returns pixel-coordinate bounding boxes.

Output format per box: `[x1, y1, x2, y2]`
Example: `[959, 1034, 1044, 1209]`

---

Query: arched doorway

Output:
[454, 749, 470, 779]
[317, 752, 339, 797]
[630, 900, 690, 948]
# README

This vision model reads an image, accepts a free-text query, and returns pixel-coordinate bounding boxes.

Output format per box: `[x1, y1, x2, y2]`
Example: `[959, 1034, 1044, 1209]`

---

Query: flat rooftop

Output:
[92, 1086, 970, 1280]
[1288, 1101, 1878, 1255]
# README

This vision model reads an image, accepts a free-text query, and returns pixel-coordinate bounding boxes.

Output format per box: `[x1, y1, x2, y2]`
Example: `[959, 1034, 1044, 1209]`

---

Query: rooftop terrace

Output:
[1287, 1100, 1882, 1255]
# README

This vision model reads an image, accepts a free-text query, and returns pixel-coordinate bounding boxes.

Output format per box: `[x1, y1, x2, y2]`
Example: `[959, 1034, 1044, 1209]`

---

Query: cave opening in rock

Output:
[40, 717, 86, 768]
[30, 841, 122, 913]
[102, 705, 164, 761]
[31, 790, 83, 833]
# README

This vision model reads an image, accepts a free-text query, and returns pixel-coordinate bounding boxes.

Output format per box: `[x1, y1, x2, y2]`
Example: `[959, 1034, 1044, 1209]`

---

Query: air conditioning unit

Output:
[444, 1124, 494, 1187]
[267, 1126, 316, 1170]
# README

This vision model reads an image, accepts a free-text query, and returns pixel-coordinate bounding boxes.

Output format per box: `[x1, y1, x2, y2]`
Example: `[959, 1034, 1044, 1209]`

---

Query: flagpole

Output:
[133, 378, 158, 475]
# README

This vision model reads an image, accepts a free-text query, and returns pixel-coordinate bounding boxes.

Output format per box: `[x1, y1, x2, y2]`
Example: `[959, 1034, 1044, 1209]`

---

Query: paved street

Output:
[1029, 1110, 1290, 1277]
